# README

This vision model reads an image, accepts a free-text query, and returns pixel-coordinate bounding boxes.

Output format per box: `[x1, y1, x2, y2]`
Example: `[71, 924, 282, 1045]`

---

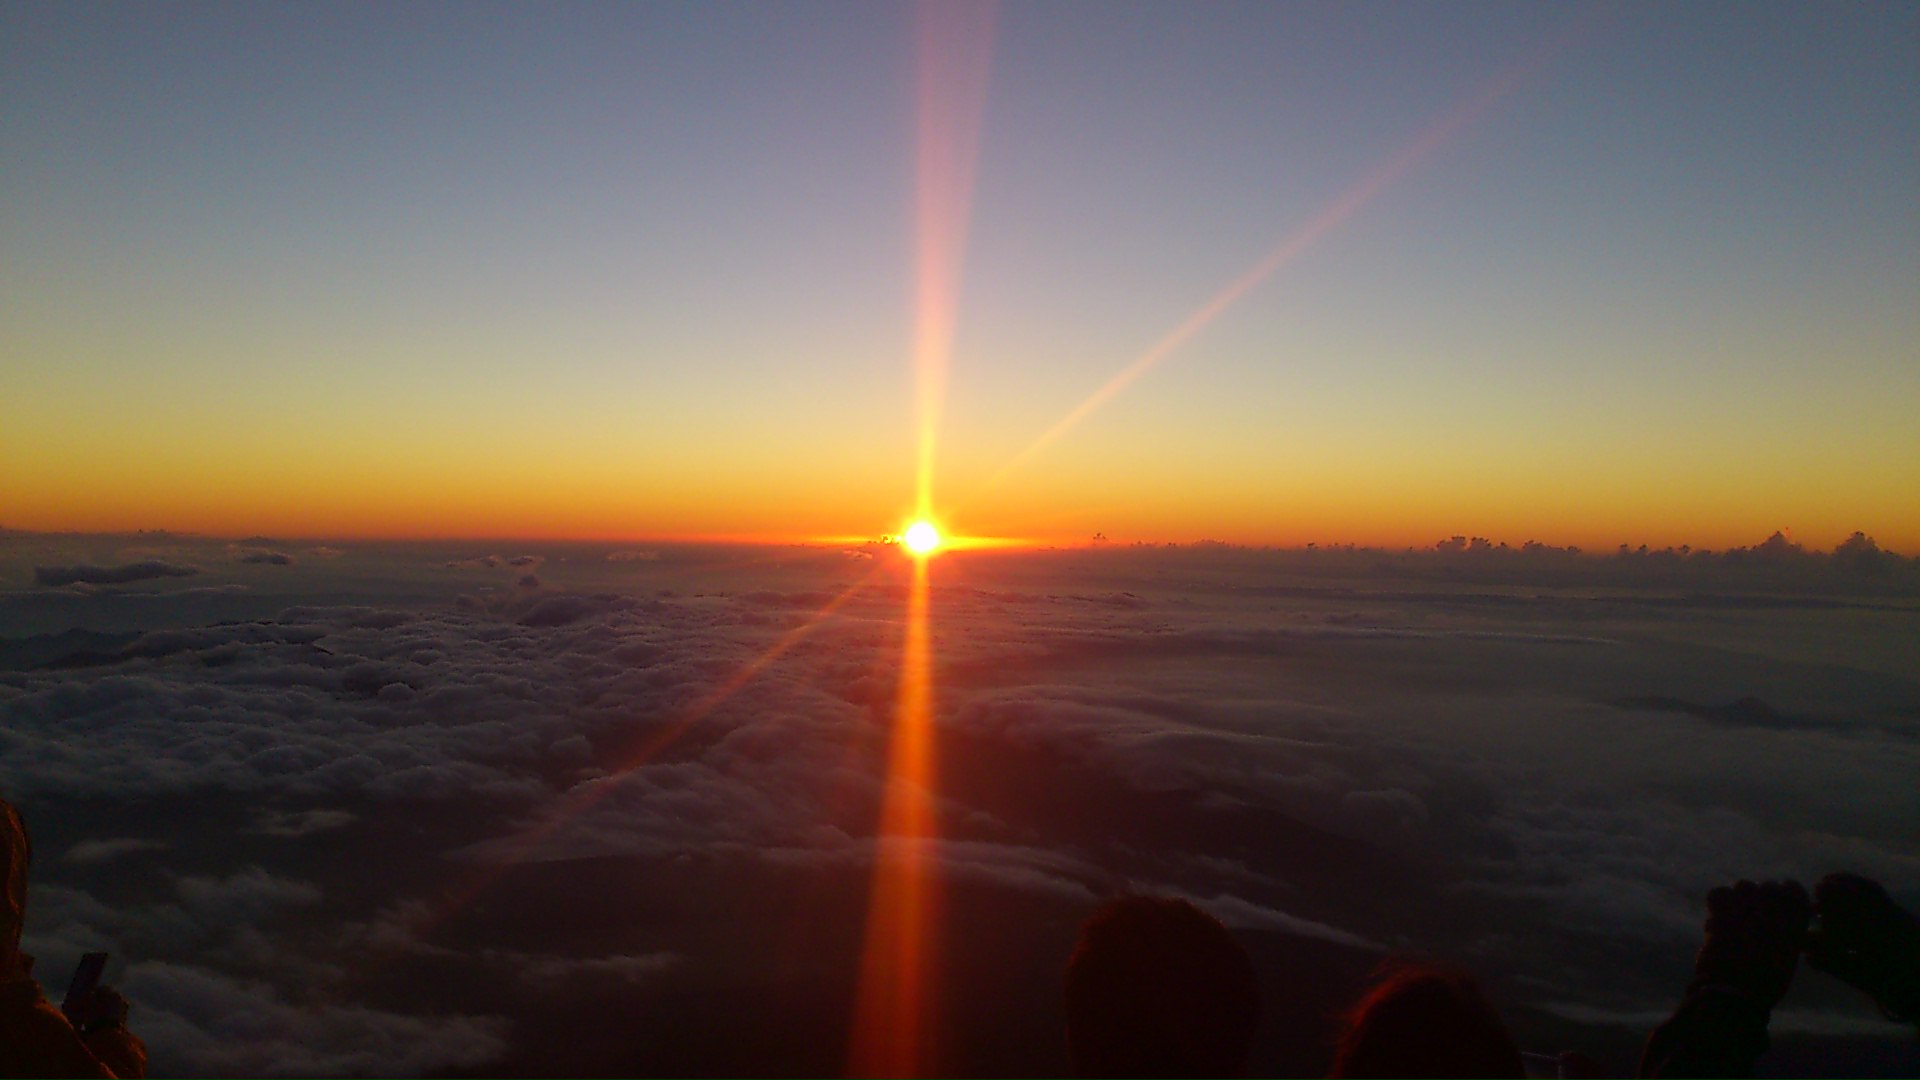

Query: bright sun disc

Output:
[902, 521, 942, 556]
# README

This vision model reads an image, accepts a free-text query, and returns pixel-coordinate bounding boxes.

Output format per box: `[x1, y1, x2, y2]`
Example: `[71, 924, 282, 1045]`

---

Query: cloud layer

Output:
[3, 538, 1917, 1075]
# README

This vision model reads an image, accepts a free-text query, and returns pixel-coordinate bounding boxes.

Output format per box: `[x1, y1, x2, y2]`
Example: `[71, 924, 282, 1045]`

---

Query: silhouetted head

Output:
[1, 797, 28, 974]
[1330, 962, 1524, 1078]
[1064, 896, 1260, 1077]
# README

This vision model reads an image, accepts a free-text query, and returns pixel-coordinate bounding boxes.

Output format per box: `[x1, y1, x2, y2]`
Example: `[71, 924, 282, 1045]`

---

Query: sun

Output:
[901, 520, 943, 557]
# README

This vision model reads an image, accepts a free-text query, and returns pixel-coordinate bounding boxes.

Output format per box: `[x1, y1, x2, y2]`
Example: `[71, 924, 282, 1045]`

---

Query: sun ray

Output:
[910, 0, 997, 521]
[849, 557, 940, 1077]
[967, 17, 1595, 503]
[603, 576, 880, 773]
[400, 567, 882, 943]
[848, 4, 998, 1071]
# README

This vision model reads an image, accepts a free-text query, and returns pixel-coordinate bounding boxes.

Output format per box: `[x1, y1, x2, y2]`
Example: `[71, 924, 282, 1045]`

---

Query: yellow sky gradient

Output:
[5, 6, 1916, 556]
[7, 404, 1914, 553]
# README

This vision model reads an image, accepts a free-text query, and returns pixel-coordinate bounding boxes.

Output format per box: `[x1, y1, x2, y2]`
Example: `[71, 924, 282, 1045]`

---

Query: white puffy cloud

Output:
[123, 962, 508, 1078]
[485, 949, 679, 991]
[64, 838, 170, 865]
[1191, 893, 1378, 951]
[245, 809, 356, 837]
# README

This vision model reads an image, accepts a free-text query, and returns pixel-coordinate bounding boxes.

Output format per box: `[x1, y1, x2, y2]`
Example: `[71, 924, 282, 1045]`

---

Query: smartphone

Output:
[62, 952, 108, 1013]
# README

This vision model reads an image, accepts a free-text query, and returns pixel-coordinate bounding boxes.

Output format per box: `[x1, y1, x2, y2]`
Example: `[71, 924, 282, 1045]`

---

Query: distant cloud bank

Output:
[33, 560, 199, 587]
[236, 550, 294, 566]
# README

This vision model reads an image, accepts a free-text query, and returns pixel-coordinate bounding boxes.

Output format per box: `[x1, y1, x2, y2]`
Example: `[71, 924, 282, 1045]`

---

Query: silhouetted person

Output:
[1329, 962, 1524, 1078]
[1, 797, 146, 1078]
[1805, 872, 1920, 1031]
[1639, 878, 1809, 1078]
[1064, 896, 1260, 1077]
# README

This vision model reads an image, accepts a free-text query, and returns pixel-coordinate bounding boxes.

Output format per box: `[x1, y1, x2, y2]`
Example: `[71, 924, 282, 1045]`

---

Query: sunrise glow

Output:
[3, 0, 1911, 555]
[6, 6, 1919, 1078]
[901, 520, 943, 556]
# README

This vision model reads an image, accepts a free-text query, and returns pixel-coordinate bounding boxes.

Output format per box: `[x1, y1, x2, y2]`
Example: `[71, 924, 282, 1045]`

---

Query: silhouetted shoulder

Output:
[1064, 896, 1261, 1078]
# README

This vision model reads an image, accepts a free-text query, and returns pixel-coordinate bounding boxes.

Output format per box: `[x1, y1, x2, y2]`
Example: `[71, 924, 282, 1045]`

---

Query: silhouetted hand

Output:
[1806, 873, 1920, 1023]
[62, 984, 130, 1034]
[1692, 879, 1810, 1009]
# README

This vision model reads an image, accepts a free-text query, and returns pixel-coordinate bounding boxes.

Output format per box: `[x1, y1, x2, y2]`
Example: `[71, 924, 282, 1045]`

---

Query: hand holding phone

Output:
[62, 953, 107, 1013]
[61, 953, 127, 1032]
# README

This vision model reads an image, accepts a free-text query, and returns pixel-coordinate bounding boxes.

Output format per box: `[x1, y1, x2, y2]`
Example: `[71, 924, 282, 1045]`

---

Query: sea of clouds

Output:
[2, 534, 1916, 1076]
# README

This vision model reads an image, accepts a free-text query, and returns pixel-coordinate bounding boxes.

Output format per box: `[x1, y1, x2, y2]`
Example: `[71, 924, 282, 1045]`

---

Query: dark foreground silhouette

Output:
[1, 797, 146, 1078]
[5, 788, 1916, 1078]
[1328, 962, 1526, 1078]
[1063, 886, 1916, 1079]
[1641, 876, 1920, 1078]
[1064, 895, 1262, 1077]
[1063, 897, 1532, 1079]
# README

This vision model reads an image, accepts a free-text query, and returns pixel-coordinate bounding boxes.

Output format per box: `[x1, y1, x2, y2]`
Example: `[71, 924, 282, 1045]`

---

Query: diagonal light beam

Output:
[407, 568, 881, 940]
[974, 17, 1594, 500]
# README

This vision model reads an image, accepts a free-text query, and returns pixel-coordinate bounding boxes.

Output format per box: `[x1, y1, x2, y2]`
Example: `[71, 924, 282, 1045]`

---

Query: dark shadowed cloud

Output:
[3, 541, 1915, 1075]
[33, 561, 199, 587]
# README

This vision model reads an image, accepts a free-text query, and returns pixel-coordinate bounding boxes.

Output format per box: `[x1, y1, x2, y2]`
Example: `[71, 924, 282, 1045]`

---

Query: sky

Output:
[3, 2, 1917, 550]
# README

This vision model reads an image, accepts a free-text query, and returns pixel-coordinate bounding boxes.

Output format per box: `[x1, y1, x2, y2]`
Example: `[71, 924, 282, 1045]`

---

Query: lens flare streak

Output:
[911, 0, 996, 520]
[410, 569, 880, 938]
[849, 559, 940, 1077]
[848, 6, 998, 1071]
[974, 19, 1592, 499]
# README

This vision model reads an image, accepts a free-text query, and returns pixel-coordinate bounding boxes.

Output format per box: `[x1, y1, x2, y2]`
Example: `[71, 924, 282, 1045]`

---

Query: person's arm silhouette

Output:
[2, 798, 148, 1078]
[1638, 879, 1809, 1078]
[1805, 873, 1920, 1031]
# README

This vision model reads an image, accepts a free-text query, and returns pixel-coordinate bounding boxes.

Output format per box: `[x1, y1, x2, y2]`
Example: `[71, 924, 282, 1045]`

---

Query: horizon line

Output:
[2, 525, 1913, 560]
